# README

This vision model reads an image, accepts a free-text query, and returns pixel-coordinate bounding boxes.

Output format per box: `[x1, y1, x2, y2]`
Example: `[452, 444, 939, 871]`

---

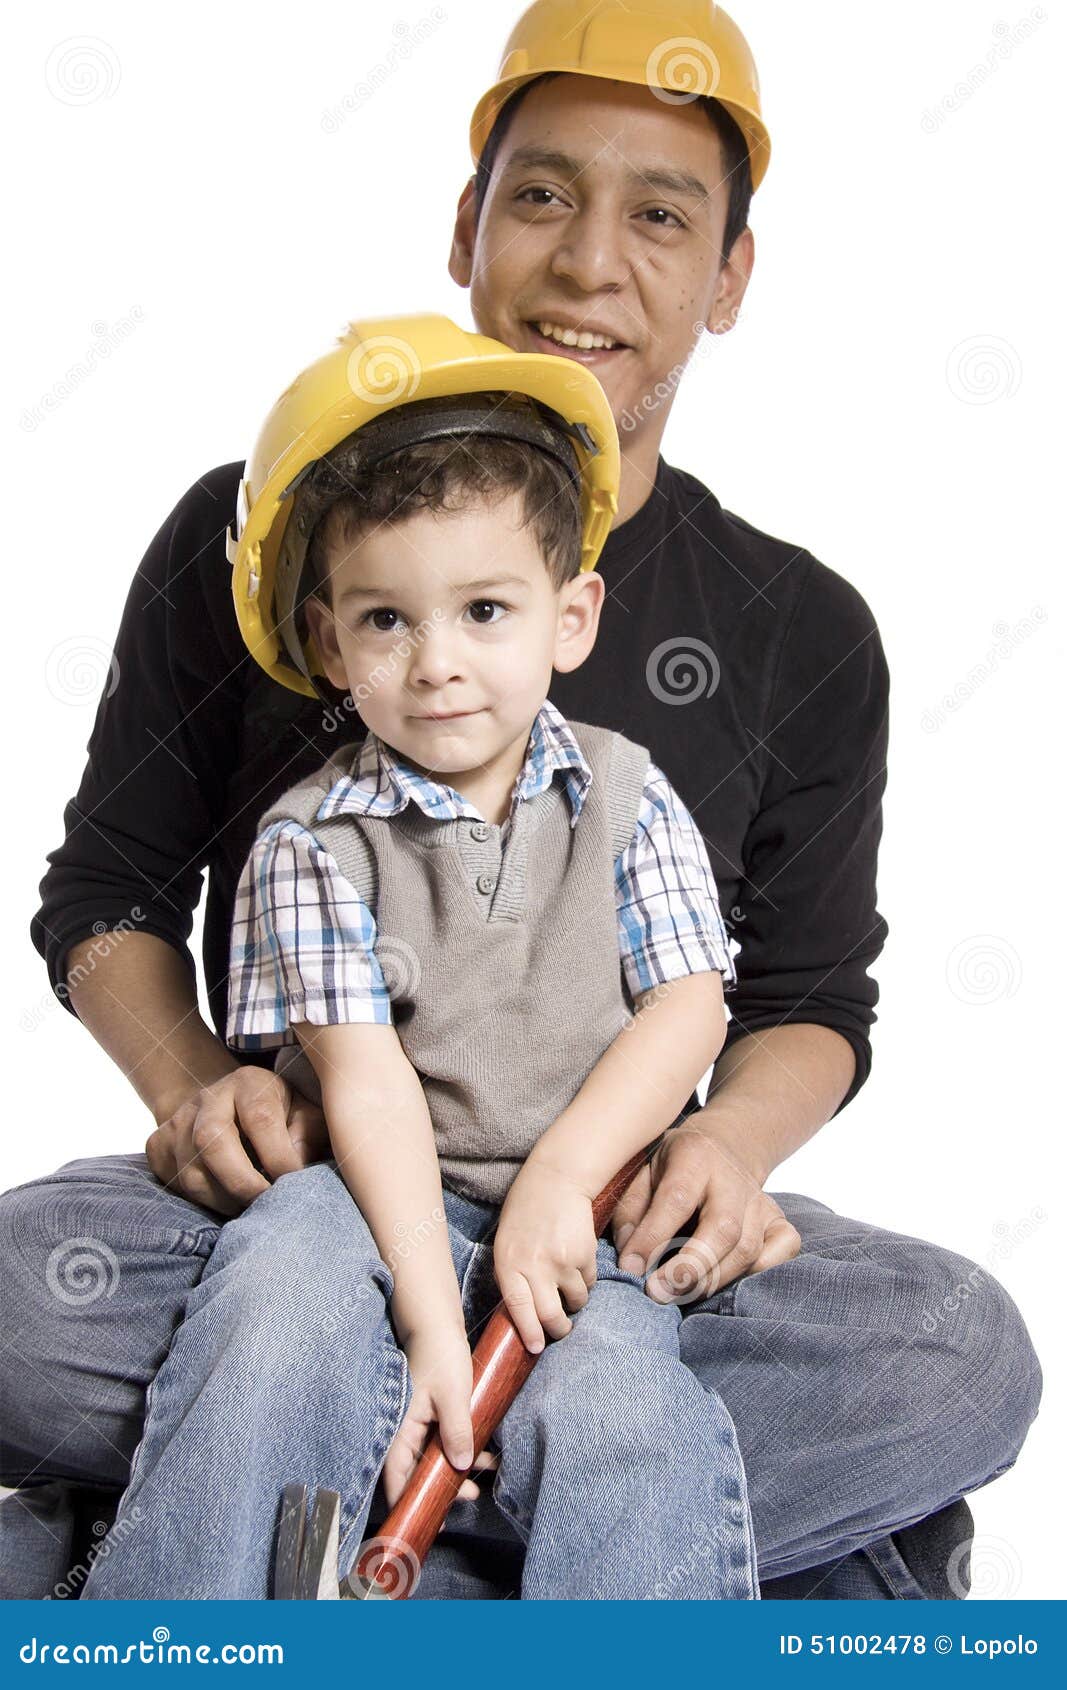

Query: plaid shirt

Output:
[227, 699, 738, 1050]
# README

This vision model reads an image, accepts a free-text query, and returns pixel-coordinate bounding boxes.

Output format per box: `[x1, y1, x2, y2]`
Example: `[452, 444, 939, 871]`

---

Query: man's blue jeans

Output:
[0, 1154, 1041, 1599]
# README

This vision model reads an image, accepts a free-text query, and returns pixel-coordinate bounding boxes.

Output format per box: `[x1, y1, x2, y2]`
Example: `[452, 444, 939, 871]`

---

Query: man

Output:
[5, 0, 1039, 1599]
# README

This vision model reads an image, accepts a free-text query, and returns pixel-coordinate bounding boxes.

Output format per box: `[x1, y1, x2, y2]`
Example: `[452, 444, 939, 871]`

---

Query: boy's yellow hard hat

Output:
[470, 0, 771, 191]
[226, 313, 620, 701]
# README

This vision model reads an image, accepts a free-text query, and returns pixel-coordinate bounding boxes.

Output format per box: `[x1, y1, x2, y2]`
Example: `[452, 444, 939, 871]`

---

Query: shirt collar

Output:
[315, 697, 592, 831]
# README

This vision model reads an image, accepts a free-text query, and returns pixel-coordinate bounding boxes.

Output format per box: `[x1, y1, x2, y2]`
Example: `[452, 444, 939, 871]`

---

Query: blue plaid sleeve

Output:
[226, 820, 392, 1051]
[616, 762, 739, 999]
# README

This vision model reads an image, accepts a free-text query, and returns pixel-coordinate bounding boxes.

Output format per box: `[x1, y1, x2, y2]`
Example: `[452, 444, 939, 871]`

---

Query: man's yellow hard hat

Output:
[226, 313, 620, 701]
[470, 0, 770, 191]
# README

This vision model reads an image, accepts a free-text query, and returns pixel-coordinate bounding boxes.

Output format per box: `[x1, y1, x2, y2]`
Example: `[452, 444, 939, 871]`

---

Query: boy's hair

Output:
[301, 405, 584, 607]
[473, 73, 753, 267]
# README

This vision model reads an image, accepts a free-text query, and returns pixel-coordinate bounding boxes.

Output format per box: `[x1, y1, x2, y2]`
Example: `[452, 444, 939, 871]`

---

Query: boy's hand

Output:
[384, 1324, 477, 1508]
[611, 1114, 801, 1300]
[493, 1160, 597, 1354]
[146, 1068, 329, 1217]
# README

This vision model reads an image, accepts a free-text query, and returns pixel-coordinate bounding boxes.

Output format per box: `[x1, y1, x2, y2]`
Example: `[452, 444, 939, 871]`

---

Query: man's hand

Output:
[611, 1114, 801, 1301]
[145, 1067, 330, 1217]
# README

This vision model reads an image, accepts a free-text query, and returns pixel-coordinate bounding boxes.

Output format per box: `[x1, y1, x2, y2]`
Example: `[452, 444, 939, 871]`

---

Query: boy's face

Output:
[303, 490, 605, 788]
[449, 74, 754, 449]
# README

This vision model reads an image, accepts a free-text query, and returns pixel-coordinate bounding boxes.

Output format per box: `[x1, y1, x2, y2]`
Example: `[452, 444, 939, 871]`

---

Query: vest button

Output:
[475, 872, 495, 895]
[470, 822, 490, 840]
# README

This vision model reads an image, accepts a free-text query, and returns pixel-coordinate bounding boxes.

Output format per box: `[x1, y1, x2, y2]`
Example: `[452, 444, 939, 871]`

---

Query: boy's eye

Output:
[358, 601, 507, 633]
[361, 608, 405, 633]
[465, 599, 506, 625]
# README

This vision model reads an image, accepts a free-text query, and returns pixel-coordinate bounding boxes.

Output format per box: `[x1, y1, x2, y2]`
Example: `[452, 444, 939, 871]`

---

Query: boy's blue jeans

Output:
[0, 1154, 1041, 1600]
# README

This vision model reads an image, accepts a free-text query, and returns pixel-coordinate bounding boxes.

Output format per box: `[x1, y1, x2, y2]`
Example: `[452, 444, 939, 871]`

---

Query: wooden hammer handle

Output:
[349, 1142, 656, 1598]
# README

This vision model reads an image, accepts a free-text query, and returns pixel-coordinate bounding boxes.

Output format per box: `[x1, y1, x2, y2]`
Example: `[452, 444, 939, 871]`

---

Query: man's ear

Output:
[707, 226, 755, 335]
[448, 176, 478, 288]
[303, 595, 349, 692]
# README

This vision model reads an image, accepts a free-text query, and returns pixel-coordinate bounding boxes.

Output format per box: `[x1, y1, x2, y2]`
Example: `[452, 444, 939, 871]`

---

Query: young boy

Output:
[225, 322, 753, 1597]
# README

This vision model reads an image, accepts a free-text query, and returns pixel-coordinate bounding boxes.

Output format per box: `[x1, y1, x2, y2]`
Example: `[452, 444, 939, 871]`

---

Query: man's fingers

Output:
[616, 1170, 704, 1274]
[233, 1078, 306, 1181]
[749, 1211, 803, 1274]
[610, 1161, 653, 1252]
[285, 1100, 330, 1164]
[147, 1124, 241, 1218]
[674, 1204, 801, 1299]
[188, 1098, 272, 1204]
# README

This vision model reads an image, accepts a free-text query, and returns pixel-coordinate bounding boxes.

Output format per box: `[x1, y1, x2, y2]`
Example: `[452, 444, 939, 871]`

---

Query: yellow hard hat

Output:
[226, 313, 620, 701]
[470, 0, 770, 191]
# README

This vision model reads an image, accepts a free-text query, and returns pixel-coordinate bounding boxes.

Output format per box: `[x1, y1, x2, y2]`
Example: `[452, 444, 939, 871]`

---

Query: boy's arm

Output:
[523, 970, 727, 1200]
[293, 1019, 464, 1342]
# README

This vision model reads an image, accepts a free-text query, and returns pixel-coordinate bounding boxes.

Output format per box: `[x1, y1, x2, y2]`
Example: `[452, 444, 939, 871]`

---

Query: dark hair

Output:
[301, 413, 583, 608]
[473, 73, 753, 267]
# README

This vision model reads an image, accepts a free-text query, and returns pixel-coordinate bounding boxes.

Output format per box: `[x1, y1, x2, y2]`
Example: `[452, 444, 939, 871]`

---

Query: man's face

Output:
[451, 75, 750, 440]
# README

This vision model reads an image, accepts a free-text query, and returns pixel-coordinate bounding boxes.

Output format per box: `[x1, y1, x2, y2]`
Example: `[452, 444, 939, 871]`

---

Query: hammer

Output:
[274, 1141, 657, 1599]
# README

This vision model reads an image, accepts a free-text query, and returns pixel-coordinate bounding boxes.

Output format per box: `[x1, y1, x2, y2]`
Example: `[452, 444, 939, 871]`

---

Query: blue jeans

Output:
[0, 1154, 1041, 1599]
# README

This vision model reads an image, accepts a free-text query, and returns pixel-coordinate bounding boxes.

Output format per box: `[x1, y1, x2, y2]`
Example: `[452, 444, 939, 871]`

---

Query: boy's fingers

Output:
[499, 1273, 545, 1354]
[436, 1398, 473, 1471]
[533, 1281, 573, 1342]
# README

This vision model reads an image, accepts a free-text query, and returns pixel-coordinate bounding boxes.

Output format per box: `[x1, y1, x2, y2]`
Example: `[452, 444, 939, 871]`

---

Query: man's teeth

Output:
[536, 320, 620, 350]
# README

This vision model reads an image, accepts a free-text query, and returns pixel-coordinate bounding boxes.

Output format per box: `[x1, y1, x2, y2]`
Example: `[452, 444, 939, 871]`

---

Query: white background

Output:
[7, 1, 1062, 1598]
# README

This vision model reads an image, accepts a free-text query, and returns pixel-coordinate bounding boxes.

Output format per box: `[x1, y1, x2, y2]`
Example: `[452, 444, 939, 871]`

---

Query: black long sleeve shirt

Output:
[30, 454, 889, 1112]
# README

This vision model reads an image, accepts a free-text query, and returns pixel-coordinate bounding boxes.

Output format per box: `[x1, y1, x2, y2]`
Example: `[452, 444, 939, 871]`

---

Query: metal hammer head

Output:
[273, 1485, 416, 1600]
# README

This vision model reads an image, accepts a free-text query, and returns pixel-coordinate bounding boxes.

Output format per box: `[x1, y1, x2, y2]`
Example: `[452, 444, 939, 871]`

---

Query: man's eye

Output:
[642, 207, 685, 229]
[516, 186, 564, 208]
